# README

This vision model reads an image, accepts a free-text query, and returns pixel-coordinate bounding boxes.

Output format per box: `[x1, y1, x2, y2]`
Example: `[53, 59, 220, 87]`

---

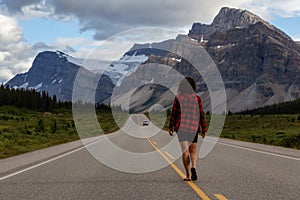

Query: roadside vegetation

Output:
[0, 106, 78, 158]
[224, 99, 300, 148]
[219, 114, 300, 149]
[159, 98, 300, 150]
[0, 85, 299, 158]
[0, 86, 126, 158]
[160, 113, 300, 149]
[0, 105, 125, 158]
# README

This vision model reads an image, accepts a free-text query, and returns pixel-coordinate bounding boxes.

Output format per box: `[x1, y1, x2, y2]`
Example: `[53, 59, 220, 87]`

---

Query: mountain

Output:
[195, 8, 300, 112]
[112, 7, 300, 113]
[104, 52, 148, 85]
[5, 51, 114, 103]
[188, 7, 291, 41]
[104, 39, 176, 86]
[6, 7, 300, 112]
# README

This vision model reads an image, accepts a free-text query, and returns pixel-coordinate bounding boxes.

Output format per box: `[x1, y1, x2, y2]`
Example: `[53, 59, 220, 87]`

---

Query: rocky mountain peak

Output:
[113, 7, 300, 113]
[189, 7, 292, 41]
[212, 7, 266, 31]
[6, 51, 114, 103]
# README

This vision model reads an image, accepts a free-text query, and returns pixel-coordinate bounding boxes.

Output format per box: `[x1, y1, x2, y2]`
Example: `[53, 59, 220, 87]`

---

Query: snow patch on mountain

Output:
[105, 52, 148, 85]
[60, 50, 148, 85]
[19, 82, 29, 89]
[30, 82, 43, 91]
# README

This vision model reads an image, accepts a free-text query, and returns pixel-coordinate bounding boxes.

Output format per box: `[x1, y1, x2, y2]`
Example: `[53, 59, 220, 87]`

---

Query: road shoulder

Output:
[0, 139, 84, 175]
[215, 137, 300, 159]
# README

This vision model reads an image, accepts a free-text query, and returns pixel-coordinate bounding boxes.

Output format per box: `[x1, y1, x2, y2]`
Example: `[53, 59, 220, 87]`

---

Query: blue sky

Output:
[0, 0, 300, 83]
[271, 16, 300, 39]
[19, 16, 300, 45]
[20, 18, 84, 45]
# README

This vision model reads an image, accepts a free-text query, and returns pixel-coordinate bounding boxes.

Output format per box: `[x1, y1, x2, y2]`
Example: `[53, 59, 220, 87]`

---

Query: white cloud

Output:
[235, 0, 300, 20]
[0, 68, 14, 84]
[50, 37, 92, 57]
[53, 37, 87, 48]
[2, 0, 300, 32]
[0, 0, 254, 39]
[20, 1, 54, 19]
[0, 14, 35, 83]
[20, 1, 72, 21]
[13, 58, 34, 72]
[0, 14, 23, 47]
[1, 0, 300, 83]
[263, 0, 300, 17]
[32, 42, 53, 50]
[2, 0, 300, 41]
[0, 43, 35, 83]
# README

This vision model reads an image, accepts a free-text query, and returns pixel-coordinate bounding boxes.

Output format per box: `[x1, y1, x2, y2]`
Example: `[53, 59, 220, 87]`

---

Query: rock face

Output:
[200, 14, 300, 111]
[113, 7, 300, 112]
[6, 7, 300, 112]
[188, 7, 291, 41]
[6, 51, 114, 103]
[205, 22, 300, 86]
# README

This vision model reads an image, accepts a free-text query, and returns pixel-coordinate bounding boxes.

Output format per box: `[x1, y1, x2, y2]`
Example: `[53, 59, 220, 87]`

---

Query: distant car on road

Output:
[143, 120, 149, 126]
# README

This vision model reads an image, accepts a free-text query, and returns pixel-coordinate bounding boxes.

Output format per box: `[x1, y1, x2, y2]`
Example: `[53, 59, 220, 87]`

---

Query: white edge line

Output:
[216, 141, 300, 161]
[0, 138, 104, 181]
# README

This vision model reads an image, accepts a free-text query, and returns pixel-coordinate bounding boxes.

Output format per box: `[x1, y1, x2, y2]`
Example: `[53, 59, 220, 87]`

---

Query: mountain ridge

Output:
[5, 7, 300, 112]
[5, 51, 114, 103]
[188, 7, 292, 42]
[114, 7, 300, 112]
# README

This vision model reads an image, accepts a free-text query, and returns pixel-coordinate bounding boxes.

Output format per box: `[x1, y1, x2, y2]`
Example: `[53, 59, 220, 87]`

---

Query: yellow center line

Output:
[214, 194, 228, 200]
[145, 137, 211, 200]
[164, 151, 175, 160]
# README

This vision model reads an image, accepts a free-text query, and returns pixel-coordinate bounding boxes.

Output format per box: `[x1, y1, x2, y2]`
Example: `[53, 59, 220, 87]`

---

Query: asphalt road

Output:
[0, 114, 299, 200]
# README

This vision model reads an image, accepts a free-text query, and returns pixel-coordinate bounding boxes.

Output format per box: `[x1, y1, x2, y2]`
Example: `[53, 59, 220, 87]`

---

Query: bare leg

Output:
[189, 143, 198, 168]
[189, 142, 198, 181]
[180, 141, 190, 179]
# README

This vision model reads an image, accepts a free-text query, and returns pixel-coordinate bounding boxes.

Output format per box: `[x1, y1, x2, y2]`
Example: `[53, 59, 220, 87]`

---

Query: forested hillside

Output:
[0, 84, 71, 112]
[237, 99, 300, 115]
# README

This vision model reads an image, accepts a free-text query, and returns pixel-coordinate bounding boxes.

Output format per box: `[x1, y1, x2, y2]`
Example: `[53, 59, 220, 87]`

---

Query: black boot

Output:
[191, 167, 197, 181]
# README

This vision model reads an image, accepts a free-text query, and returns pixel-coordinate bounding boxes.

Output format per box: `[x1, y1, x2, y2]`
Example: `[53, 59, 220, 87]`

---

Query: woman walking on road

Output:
[168, 77, 206, 181]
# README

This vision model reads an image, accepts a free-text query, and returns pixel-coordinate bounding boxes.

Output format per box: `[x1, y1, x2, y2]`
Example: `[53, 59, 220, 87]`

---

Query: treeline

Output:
[0, 84, 121, 113]
[237, 99, 300, 115]
[0, 84, 71, 112]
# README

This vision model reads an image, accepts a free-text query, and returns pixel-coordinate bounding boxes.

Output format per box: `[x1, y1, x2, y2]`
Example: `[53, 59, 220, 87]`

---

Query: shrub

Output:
[276, 131, 285, 135]
[280, 134, 300, 149]
[51, 119, 57, 133]
[36, 119, 45, 132]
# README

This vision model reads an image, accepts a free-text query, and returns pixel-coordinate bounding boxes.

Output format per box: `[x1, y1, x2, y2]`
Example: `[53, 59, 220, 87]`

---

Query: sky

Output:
[0, 0, 300, 83]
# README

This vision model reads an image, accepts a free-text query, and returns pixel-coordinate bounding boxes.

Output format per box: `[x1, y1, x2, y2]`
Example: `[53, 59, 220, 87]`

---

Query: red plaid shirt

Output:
[169, 93, 206, 134]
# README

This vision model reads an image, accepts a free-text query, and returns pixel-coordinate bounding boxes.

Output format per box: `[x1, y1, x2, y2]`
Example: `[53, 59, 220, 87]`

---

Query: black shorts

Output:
[177, 131, 198, 143]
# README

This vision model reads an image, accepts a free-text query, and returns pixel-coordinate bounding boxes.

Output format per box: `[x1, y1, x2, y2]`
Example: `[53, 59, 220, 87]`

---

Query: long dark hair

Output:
[178, 77, 196, 94]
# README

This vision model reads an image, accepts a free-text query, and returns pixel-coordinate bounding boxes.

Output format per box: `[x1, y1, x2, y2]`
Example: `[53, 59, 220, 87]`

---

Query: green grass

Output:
[0, 111, 77, 158]
[146, 111, 167, 129]
[1, 105, 299, 159]
[161, 112, 300, 149]
[0, 106, 127, 158]
[221, 114, 300, 149]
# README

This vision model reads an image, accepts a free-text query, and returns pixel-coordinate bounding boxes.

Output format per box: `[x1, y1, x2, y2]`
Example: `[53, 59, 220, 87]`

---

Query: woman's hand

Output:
[201, 132, 206, 139]
[168, 129, 174, 136]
